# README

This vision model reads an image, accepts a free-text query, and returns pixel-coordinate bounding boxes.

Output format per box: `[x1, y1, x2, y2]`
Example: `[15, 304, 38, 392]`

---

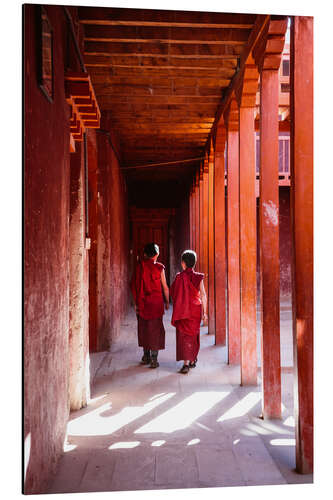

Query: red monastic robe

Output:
[131, 258, 165, 350]
[170, 268, 204, 361]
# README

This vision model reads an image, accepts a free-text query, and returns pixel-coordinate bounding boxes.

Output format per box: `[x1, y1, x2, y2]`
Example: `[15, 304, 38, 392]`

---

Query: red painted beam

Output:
[290, 16, 313, 474]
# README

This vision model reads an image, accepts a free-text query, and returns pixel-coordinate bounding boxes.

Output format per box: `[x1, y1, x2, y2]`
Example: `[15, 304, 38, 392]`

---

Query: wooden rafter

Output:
[78, 7, 256, 28]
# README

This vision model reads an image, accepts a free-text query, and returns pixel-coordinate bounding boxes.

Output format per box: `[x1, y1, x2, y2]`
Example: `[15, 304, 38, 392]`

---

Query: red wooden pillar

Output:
[202, 155, 209, 313]
[254, 19, 287, 418]
[214, 123, 227, 345]
[199, 165, 204, 273]
[87, 130, 99, 352]
[189, 186, 193, 249]
[225, 98, 241, 364]
[195, 170, 200, 264]
[237, 57, 259, 385]
[192, 179, 196, 255]
[290, 16, 313, 474]
[208, 141, 215, 334]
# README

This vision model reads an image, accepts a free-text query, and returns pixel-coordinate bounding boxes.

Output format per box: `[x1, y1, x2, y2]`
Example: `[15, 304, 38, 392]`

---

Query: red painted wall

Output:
[24, 5, 71, 494]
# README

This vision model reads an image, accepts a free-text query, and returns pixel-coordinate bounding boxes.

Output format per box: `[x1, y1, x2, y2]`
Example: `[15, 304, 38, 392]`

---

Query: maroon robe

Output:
[131, 258, 165, 350]
[170, 268, 204, 361]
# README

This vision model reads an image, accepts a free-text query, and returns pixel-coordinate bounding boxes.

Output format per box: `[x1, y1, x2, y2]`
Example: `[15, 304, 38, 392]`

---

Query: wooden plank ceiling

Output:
[78, 7, 257, 182]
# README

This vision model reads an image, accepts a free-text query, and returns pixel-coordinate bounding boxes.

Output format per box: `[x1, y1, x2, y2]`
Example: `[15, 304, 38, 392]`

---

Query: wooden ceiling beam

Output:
[84, 40, 242, 58]
[82, 21, 253, 28]
[118, 133, 210, 138]
[84, 41, 244, 57]
[108, 114, 215, 120]
[84, 55, 237, 70]
[122, 141, 206, 147]
[88, 67, 237, 78]
[99, 101, 217, 108]
[112, 122, 213, 128]
[93, 87, 225, 98]
[85, 37, 247, 45]
[88, 73, 233, 86]
[111, 120, 215, 124]
[122, 147, 207, 153]
[115, 122, 212, 128]
[85, 41, 244, 57]
[83, 25, 251, 44]
[78, 7, 256, 28]
[97, 96, 221, 104]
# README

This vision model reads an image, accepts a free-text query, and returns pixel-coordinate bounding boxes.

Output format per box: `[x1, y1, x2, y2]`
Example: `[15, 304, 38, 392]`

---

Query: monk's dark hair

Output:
[181, 249, 197, 268]
[144, 243, 159, 258]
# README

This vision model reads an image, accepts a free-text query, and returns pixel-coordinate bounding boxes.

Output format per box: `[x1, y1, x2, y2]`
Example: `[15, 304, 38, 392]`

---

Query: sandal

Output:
[150, 358, 159, 369]
[189, 359, 197, 368]
[179, 364, 190, 374]
[140, 353, 151, 365]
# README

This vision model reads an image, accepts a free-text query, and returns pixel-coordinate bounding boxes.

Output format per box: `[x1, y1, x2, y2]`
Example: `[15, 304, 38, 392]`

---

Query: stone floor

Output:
[48, 304, 313, 495]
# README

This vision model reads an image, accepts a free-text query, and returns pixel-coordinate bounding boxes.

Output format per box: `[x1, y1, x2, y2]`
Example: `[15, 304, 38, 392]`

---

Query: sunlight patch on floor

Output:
[257, 419, 293, 436]
[67, 392, 176, 437]
[151, 440, 166, 447]
[88, 394, 108, 405]
[109, 442, 141, 449]
[63, 443, 77, 452]
[283, 415, 295, 427]
[270, 438, 296, 446]
[217, 392, 261, 422]
[135, 392, 229, 434]
[187, 438, 200, 446]
[24, 433, 31, 482]
[246, 422, 271, 435]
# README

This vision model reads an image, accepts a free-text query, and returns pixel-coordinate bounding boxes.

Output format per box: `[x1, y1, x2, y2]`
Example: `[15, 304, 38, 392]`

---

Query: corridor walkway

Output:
[48, 306, 312, 494]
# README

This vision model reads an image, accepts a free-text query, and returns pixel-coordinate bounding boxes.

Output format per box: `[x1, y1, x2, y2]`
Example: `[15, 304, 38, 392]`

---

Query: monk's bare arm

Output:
[160, 270, 170, 309]
[200, 280, 208, 321]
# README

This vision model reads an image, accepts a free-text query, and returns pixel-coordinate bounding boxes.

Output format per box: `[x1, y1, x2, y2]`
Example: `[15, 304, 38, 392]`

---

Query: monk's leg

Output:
[190, 333, 200, 367]
[141, 349, 151, 365]
[150, 350, 159, 369]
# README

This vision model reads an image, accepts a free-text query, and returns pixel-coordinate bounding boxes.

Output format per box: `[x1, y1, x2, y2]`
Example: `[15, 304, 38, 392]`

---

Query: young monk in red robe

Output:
[170, 250, 207, 374]
[131, 243, 169, 368]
